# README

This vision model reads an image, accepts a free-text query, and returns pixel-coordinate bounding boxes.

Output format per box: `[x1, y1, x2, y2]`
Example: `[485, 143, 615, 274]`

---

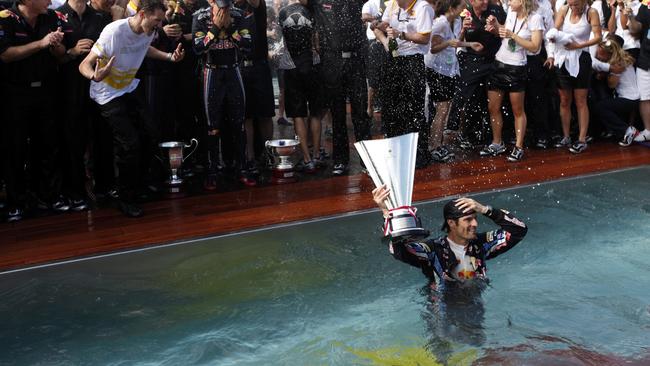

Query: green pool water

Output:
[1, 166, 650, 365]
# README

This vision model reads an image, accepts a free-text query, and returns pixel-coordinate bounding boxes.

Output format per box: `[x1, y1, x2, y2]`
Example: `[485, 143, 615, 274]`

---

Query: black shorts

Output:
[487, 61, 527, 92]
[426, 68, 458, 102]
[367, 40, 388, 90]
[556, 51, 592, 90]
[241, 59, 276, 118]
[284, 62, 323, 118]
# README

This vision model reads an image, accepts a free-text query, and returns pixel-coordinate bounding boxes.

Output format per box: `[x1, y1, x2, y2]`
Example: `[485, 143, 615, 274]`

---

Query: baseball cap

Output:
[441, 199, 475, 231]
[215, 0, 231, 8]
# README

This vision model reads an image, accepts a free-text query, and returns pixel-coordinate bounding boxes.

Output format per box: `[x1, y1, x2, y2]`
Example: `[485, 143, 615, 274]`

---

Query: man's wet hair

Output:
[138, 0, 166, 14]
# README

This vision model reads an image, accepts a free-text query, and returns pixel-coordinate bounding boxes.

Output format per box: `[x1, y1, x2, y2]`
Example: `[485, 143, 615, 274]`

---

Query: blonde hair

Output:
[521, 0, 538, 16]
[599, 38, 634, 67]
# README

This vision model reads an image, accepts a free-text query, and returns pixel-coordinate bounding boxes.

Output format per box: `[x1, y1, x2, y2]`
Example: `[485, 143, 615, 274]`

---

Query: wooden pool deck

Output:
[1, 142, 649, 272]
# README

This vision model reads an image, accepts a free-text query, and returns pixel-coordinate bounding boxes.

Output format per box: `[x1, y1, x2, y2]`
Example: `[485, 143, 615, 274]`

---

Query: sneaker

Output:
[118, 201, 143, 218]
[619, 126, 638, 147]
[507, 147, 524, 162]
[585, 135, 594, 143]
[277, 117, 292, 126]
[600, 130, 615, 139]
[479, 143, 506, 157]
[7, 208, 23, 223]
[569, 141, 588, 154]
[246, 160, 259, 176]
[37, 197, 71, 212]
[239, 171, 258, 187]
[633, 129, 650, 142]
[432, 146, 455, 163]
[70, 198, 89, 212]
[319, 147, 330, 160]
[554, 136, 572, 148]
[303, 160, 317, 173]
[203, 174, 218, 191]
[457, 135, 474, 150]
[332, 163, 347, 176]
[535, 138, 548, 149]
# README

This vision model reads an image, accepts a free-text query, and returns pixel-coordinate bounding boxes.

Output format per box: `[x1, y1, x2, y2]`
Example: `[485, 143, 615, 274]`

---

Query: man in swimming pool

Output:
[372, 185, 528, 286]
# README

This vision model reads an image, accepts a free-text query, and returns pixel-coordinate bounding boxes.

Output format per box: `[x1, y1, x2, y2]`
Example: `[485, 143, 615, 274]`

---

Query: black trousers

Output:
[3, 84, 61, 208]
[98, 92, 159, 203]
[58, 71, 92, 200]
[525, 53, 551, 141]
[381, 54, 428, 160]
[201, 66, 246, 173]
[321, 51, 371, 165]
[448, 52, 493, 143]
[595, 97, 639, 137]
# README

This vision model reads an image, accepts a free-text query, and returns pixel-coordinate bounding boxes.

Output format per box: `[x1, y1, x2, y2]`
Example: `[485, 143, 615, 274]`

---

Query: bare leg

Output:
[293, 117, 311, 162]
[487, 90, 505, 145]
[430, 100, 450, 150]
[558, 89, 574, 139]
[573, 88, 589, 143]
[367, 87, 375, 118]
[641, 100, 650, 130]
[510, 91, 527, 148]
[310, 115, 322, 161]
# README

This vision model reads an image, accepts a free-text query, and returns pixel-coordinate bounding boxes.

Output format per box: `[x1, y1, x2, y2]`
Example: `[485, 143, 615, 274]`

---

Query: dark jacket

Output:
[388, 208, 528, 286]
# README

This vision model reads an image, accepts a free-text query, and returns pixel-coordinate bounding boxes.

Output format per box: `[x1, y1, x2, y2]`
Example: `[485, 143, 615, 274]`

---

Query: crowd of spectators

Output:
[0, 0, 648, 222]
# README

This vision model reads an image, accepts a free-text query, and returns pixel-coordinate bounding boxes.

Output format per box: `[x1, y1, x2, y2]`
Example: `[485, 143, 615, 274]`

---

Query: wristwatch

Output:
[483, 205, 493, 216]
[398, 31, 405, 40]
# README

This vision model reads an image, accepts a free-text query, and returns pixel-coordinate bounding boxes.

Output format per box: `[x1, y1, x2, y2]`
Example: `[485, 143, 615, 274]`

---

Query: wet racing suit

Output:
[388, 208, 528, 287]
[192, 6, 252, 174]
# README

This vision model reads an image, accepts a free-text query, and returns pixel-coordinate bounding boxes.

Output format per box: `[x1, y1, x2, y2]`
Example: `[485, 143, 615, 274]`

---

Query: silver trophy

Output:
[159, 139, 198, 196]
[355, 133, 429, 240]
[266, 139, 300, 184]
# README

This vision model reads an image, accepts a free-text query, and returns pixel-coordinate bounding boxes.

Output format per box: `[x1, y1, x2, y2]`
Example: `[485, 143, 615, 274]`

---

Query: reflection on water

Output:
[1, 167, 650, 365]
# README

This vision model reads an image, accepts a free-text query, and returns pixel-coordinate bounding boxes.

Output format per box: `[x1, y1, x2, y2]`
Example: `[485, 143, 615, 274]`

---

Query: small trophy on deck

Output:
[355, 133, 429, 240]
[159, 139, 198, 197]
[266, 139, 300, 184]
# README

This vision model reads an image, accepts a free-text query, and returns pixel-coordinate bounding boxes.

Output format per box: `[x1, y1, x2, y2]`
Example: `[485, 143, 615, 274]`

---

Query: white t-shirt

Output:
[495, 12, 543, 66]
[615, 2, 642, 50]
[363, 0, 387, 40]
[382, 0, 434, 56]
[615, 65, 640, 100]
[447, 238, 477, 281]
[424, 16, 461, 77]
[90, 19, 155, 105]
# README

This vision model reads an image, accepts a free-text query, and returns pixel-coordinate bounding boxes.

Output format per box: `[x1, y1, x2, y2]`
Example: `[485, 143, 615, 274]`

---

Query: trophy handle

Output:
[182, 138, 199, 162]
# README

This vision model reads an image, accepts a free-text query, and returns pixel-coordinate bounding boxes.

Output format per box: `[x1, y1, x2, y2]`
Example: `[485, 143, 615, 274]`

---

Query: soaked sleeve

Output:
[0, 16, 15, 55]
[192, 11, 215, 55]
[388, 239, 438, 281]
[478, 209, 528, 260]
[232, 13, 252, 53]
[92, 23, 115, 59]
[530, 13, 544, 32]
[416, 4, 434, 34]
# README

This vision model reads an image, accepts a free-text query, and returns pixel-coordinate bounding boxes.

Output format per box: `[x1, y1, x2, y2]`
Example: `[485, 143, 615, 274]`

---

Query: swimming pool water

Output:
[1, 167, 649, 365]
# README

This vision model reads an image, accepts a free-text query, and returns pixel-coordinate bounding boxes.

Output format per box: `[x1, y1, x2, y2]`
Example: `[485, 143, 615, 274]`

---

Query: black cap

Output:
[441, 199, 475, 231]
[215, 0, 231, 8]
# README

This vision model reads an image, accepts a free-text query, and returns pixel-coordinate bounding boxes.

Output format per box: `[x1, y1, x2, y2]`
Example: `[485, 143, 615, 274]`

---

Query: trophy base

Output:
[389, 227, 430, 241]
[162, 180, 186, 199]
[271, 169, 297, 184]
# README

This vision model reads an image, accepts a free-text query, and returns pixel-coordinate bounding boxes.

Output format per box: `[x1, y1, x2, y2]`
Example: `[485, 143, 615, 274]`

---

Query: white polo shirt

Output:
[381, 0, 434, 56]
[363, 0, 388, 40]
[89, 19, 155, 105]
